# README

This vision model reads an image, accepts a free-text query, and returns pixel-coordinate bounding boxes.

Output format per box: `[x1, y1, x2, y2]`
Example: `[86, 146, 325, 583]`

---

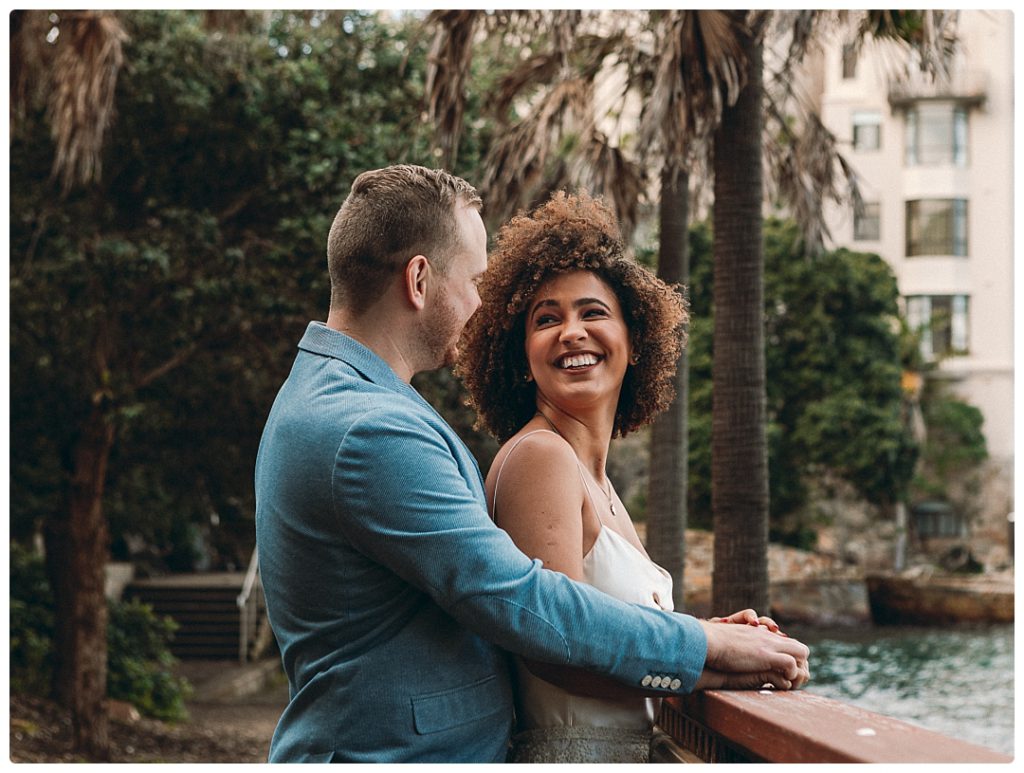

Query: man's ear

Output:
[403, 255, 430, 311]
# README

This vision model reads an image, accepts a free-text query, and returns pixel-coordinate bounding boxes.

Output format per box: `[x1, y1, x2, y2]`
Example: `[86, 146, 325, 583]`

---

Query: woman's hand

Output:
[709, 608, 786, 636]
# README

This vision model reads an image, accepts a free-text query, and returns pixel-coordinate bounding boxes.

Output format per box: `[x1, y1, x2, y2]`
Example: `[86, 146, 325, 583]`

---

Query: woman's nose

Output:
[559, 315, 586, 342]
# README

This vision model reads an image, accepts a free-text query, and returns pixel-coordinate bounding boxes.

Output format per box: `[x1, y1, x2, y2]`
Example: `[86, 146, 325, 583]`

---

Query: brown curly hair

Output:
[456, 191, 689, 443]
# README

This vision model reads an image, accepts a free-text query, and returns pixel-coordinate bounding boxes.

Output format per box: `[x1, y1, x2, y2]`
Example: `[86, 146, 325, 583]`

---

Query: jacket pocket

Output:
[410, 674, 507, 735]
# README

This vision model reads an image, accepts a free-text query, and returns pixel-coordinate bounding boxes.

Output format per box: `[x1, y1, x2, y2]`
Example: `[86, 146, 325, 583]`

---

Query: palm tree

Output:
[709, 11, 771, 614]
[708, 9, 958, 613]
[634, 11, 747, 610]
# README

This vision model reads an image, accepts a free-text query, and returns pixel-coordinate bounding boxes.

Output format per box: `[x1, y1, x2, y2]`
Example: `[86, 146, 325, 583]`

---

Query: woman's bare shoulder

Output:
[490, 428, 577, 481]
[486, 427, 584, 513]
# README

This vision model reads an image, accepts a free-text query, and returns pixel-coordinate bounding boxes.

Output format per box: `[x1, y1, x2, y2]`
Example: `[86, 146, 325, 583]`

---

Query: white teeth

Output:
[559, 353, 599, 369]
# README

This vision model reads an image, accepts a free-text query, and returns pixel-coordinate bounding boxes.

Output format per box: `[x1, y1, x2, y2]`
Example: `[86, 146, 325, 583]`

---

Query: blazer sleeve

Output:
[332, 407, 707, 694]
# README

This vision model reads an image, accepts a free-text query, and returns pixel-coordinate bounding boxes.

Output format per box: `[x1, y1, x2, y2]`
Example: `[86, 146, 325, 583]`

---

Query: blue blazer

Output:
[255, 322, 707, 762]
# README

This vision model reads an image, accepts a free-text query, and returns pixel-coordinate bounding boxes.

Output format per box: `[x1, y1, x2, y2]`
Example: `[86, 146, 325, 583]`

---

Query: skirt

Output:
[507, 725, 653, 764]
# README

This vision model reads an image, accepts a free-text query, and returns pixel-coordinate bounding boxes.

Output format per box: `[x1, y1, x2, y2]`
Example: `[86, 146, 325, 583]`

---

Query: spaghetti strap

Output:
[491, 429, 597, 525]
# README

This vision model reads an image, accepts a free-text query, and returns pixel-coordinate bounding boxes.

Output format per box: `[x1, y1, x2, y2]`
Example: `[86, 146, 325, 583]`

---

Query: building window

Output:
[852, 111, 882, 151]
[906, 295, 969, 360]
[913, 502, 966, 539]
[854, 202, 880, 241]
[904, 103, 968, 166]
[842, 43, 858, 79]
[906, 199, 967, 256]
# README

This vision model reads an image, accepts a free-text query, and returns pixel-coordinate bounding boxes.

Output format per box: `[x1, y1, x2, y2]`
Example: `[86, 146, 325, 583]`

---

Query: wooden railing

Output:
[653, 690, 1012, 763]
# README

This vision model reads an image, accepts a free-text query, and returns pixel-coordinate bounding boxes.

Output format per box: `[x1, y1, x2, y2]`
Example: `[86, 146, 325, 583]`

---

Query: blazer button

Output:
[670, 678, 682, 690]
[641, 675, 653, 687]
[651, 676, 663, 688]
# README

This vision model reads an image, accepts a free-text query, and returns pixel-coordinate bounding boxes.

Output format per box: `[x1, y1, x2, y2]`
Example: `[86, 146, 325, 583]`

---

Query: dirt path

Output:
[10, 669, 289, 763]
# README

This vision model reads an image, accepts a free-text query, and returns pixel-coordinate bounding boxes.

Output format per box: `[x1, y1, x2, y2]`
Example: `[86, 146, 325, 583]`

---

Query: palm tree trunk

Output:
[646, 166, 690, 610]
[710, 18, 770, 615]
[46, 402, 113, 760]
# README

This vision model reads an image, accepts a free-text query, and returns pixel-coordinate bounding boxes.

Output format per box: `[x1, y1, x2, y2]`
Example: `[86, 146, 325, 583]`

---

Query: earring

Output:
[524, 372, 534, 382]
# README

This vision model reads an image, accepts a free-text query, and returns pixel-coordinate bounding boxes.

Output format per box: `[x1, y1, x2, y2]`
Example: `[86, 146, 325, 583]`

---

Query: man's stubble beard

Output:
[423, 285, 463, 371]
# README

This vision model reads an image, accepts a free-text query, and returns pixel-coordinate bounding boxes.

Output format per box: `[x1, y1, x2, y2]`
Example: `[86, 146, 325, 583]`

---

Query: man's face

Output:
[425, 204, 488, 369]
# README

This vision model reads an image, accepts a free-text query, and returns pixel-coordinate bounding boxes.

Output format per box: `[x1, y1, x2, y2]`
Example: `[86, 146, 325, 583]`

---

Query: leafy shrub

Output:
[107, 599, 192, 721]
[10, 544, 191, 720]
[10, 542, 54, 694]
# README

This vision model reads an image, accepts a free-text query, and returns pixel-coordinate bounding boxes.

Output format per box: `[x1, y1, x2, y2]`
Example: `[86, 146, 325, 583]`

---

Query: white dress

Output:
[492, 431, 675, 763]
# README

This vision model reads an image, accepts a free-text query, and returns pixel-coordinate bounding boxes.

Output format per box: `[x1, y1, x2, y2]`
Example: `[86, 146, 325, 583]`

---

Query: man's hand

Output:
[698, 616, 810, 690]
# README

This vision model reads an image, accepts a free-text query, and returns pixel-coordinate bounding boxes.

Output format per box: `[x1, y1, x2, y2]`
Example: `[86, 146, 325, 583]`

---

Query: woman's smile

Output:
[555, 351, 602, 371]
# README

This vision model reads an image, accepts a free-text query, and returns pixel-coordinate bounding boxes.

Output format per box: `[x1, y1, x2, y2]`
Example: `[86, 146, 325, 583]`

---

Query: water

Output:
[788, 624, 1014, 757]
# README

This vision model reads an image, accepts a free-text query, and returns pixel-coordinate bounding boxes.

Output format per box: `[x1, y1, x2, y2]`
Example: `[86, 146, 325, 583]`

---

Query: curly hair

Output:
[456, 191, 689, 443]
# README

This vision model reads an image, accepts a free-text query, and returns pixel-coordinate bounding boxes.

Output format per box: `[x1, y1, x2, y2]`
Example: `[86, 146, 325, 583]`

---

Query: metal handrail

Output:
[237, 546, 260, 609]
[236, 547, 262, 663]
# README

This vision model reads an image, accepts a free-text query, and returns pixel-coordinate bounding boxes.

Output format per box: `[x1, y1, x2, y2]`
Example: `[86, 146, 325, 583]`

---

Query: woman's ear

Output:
[404, 255, 430, 311]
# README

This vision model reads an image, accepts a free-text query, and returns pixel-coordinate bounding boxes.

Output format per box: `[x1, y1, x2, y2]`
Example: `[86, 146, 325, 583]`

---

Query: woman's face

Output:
[524, 270, 632, 413]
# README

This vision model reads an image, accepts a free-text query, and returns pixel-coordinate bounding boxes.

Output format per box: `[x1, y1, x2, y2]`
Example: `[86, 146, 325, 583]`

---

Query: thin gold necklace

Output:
[535, 412, 617, 516]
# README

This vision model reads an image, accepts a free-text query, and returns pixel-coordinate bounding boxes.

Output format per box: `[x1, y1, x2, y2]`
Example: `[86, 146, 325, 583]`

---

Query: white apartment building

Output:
[586, 11, 1013, 557]
[809, 11, 1014, 545]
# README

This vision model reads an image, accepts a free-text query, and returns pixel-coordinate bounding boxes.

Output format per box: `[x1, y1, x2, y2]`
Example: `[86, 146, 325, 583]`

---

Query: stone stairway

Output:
[125, 573, 257, 660]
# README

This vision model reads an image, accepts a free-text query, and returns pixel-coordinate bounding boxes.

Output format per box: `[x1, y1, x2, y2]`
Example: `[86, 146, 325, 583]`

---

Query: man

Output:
[255, 165, 809, 762]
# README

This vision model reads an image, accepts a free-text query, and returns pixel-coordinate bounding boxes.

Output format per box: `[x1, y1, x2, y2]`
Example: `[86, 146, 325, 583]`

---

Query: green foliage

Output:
[685, 219, 918, 541]
[910, 381, 988, 501]
[10, 543, 55, 694]
[9, 10, 454, 566]
[107, 600, 192, 721]
[10, 543, 191, 720]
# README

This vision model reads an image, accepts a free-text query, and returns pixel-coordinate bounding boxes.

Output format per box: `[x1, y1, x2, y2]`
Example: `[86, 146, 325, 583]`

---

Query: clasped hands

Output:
[695, 609, 810, 691]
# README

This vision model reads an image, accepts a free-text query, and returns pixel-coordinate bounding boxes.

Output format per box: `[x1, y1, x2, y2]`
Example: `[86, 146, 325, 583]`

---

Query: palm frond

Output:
[480, 78, 591, 226]
[762, 95, 861, 255]
[569, 130, 647, 240]
[48, 11, 128, 193]
[847, 9, 959, 81]
[425, 10, 482, 169]
[638, 10, 749, 170]
[10, 11, 55, 135]
[770, 10, 829, 78]
[494, 32, 623, 121]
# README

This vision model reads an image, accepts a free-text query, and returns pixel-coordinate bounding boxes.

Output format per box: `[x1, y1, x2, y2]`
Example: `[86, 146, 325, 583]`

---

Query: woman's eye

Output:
[535, 314, 557, 326]
[583, 308, 608, 318]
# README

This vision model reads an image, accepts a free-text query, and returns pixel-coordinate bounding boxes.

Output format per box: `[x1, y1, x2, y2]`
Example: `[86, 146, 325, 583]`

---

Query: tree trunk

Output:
[646, 166, 690, 610]
[45, 402, 114, 760]
[710, 19, 770, 615]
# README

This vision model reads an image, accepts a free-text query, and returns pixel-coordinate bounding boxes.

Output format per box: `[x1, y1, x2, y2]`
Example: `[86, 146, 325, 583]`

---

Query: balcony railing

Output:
[653, 690, 1011, 763]
[888, 69, 988, 108]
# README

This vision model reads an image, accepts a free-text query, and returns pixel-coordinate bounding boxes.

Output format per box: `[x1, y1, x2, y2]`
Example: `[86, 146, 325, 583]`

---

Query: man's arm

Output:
[335, 408, 706, 693]
[334, 408, 807, 693]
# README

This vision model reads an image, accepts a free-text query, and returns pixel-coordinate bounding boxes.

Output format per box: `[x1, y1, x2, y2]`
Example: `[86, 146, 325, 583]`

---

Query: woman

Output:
[457, 192, 780, 763]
